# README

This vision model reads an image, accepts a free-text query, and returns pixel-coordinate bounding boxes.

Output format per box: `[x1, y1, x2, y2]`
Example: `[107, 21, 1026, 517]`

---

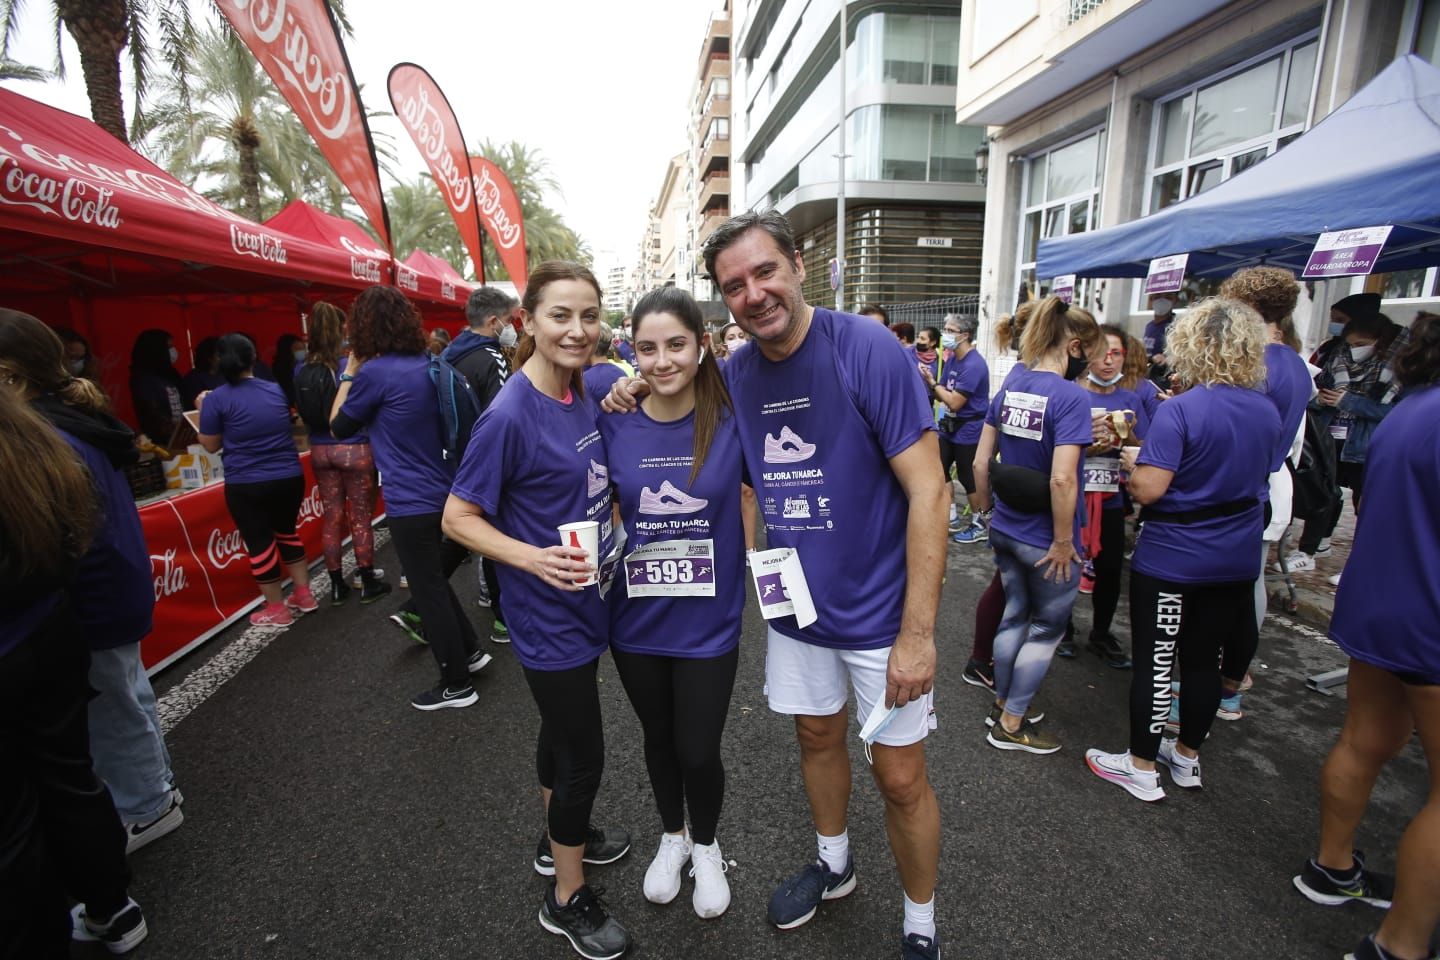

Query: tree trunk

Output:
[233, 117, 263, 221]
[57, 0, 130, 142]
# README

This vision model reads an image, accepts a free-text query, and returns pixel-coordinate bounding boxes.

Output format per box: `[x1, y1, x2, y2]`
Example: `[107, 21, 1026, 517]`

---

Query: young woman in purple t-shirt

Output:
[1087, 299, 1280, 802]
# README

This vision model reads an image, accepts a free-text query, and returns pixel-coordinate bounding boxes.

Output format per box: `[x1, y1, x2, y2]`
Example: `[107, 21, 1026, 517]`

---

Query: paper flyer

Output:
[747, 547, 817, 629]
[596, 523, 628, 601]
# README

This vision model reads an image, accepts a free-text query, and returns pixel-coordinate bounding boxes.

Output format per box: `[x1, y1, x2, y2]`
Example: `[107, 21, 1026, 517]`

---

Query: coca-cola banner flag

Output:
[469, 155, 528, 293]
[215, 0, 391, 250]
[388, 63, 485, 283]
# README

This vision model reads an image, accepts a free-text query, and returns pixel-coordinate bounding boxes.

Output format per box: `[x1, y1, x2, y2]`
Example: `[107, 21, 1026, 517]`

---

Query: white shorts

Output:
[764, 626, 933, 748]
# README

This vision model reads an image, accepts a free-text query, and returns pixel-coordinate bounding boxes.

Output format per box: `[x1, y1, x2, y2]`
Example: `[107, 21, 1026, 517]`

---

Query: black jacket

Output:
[442, 330, 509, 411]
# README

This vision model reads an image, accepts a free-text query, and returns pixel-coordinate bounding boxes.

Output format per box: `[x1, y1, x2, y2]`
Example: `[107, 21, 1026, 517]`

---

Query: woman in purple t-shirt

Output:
[442, 262, 633, 959]
[196, 334, 312, 626]
[973, 296, 1101, 756]
[1087, 299, 1279, 803]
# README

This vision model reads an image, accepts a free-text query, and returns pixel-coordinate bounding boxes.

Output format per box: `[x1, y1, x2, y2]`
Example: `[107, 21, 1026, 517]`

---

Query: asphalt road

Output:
[111, 534, 1429, 960]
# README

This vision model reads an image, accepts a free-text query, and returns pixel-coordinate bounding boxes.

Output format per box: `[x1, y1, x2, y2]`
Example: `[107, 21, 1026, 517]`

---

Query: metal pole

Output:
[835, 1, 848, 311]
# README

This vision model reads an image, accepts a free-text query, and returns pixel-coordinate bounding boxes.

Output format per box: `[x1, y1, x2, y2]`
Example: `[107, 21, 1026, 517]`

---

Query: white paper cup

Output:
[558, 521, 600, 586]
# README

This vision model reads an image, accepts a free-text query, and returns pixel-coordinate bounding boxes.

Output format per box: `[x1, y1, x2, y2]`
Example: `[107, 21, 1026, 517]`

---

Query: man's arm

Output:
[886, 431, 949, 708]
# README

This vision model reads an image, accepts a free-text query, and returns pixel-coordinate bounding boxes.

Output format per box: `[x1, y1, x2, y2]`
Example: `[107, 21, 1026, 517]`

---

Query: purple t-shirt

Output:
[939, 349, 989, 444]
[1081, 384, 1148, 513]
[1262, 343, 1313, 473]
[451, 370, 614, 671]
[1133, 384, 1280, 583]
[599, 407, 744, 658]
[198, 378, 301, 484]
[724, 307, 934, 650]
[1330, 384, 1440, 678]
[582, 362, 626, 411]
[985, 368, 1094, 549]
[1132, 377, 1163, 421]
[339, 353, 452, 517]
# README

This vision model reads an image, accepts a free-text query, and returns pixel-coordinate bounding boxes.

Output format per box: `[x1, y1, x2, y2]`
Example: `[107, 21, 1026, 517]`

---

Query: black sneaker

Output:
[767, 857, 857, 929]
[538, 884, 630, 960]
[359, 577, 392, 605]
[961, 658, 995, 690]
[1056, 638, 1078, 659]
[467, 650, 493, 674]
[534, 825, 633, 876]
[902, 932, 941, 960]
[71, 898, 148, 954]
[328, 573, 351, 606]
[410, 682, 477, 711]
[1294, 851, 1394, 908]
[1087, 630, 1132, 669]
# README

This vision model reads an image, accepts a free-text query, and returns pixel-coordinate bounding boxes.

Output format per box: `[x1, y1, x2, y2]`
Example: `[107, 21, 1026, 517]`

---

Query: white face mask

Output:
[1088, 370, 1124, 387]
[1348, 343, 1376, 363]
[498, 325, 518, 349]
[1152, 298, 1174, 315]
[293, 348, 307, 362]
[168, 347, 179, 364]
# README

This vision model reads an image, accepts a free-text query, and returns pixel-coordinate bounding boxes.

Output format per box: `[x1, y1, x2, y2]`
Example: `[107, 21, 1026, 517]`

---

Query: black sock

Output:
[328, 569, 345, 587]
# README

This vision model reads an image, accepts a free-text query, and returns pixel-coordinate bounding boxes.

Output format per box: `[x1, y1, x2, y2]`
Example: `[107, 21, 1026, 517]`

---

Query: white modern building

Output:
[957, 0, 1440, 348]
[731, 0, 987, 308]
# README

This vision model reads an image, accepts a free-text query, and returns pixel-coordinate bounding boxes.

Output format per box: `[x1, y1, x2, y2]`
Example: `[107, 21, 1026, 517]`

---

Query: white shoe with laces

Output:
[1085, 748, 1165, 802]
[1277, 550, 1317, 573]
[689, 839, 731, 919]
[643, 832, 692, 905]
[1157, 737, 1203, 789]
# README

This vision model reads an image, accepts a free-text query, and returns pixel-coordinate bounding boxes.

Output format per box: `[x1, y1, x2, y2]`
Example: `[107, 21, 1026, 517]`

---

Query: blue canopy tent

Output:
[1035, 55, 1440, 280]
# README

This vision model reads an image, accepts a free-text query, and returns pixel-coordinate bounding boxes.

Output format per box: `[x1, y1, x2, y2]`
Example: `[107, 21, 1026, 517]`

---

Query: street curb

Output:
[1268, 585, 1334, 631]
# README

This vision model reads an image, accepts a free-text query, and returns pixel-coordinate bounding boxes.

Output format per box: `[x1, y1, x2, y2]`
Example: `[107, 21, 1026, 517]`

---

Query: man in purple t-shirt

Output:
[705, 213, 948, 959]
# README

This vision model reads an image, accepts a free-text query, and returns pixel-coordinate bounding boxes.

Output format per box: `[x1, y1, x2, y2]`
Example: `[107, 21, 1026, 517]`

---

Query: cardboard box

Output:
[162, 452, 211, 490]
[188, 444, 224, 482]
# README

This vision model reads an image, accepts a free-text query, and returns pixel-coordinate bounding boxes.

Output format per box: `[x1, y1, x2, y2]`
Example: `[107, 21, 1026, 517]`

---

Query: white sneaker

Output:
[1085, 748, 1165, 802]
[1277, 550, 1317, 573]
[1316, 537, 1333, 555]
[642, 832, 691, 905]
[689, 839, 731, 919]
[1327, 572, 1342, 586]
[1157, 738, 1203, 789]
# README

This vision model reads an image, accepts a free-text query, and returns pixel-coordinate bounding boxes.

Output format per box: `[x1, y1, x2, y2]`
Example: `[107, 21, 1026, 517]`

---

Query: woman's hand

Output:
[1317, 387, 1345, 407]
[601, 376, 649, 414]
[1090, 411, 1115, 448]
[1034, 539, 1080, 582]
[918, 362, 936, 386]
[194, 390, 210, 410]
[530, 544, 594, 591]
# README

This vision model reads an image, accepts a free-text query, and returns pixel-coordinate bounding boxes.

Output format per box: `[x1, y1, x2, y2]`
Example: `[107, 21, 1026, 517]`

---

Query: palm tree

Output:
[473, 140, 592, 276]
[387, 175, 469, 276]
[0, 56, 47, 81]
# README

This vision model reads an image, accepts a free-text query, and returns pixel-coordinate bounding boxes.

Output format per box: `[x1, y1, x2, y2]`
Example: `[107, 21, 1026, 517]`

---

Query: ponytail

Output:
[1019, 296, 1099, 367]
[216, 333, 256, 385]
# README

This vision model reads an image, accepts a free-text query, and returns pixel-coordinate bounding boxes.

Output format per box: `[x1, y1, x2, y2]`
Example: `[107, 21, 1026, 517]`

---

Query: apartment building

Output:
[730, 0, 986, 309]
[633, 152, 690, 297]
[691, 5, 735, 300]
[958, 0, 1440, 348]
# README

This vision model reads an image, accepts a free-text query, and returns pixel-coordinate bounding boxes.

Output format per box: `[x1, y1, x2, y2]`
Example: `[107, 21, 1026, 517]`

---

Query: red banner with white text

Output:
[469, 155, 528, 293]
[214, 0, 391, 250]
[387, 63, 485, 283]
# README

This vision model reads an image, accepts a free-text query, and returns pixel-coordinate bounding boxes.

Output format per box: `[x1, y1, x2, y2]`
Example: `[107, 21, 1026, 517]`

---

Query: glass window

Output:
[882, 106, 929, 180]
[845, 105, 982, 183]
[1191, 55, 1281, 155]
[1282, 41, 1317, 127]
[1046, 134, 1098, 201]
[1149, 170, 1183, 213]
[1231, 146, 1268, 176]
[1016, 128, 1105, 298]
[1026, 155, 1047, 206]
[1022, 212, 1041, 265]
[1188, 159, 1222, 196]
[1156, 93, 1192, 167]
[883, 14, 929, 84]
[1382, 269, 1430, 299]
[929, 24, 959, 85]
[848, 9, 962, 88]
[1043, 206, 1065, 239]
[1068, 199, 1090, 236]
[1418, 0, 1440, 64]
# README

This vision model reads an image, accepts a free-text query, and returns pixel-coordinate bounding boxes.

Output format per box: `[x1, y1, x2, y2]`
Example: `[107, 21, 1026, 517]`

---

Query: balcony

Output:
[700, 92, 730, 133]
[700, 11, 731, 63]
[698, 172, 730, 212]
[701, 52, 731, 92]
[700, 131, 730, 176]
[698, 207, 732, 244]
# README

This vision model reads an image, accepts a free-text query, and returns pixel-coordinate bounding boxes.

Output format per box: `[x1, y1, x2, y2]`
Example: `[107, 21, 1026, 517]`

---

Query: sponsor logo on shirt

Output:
[587, 459, 609, 498]
[763, 425, 817, 464]
[782, 496, 811, 519]
[638, 480, 709, 516]
[757, 573, 789, 605]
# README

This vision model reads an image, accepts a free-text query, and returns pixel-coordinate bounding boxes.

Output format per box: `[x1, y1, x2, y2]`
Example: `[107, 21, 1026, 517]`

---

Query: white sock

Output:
[816, 830, 849, 875]
[903, 892, 936, 940]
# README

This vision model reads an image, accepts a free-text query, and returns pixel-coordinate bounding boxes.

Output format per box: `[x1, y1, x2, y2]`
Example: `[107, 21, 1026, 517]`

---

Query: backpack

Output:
[429, 353, 482, 462]
[294, 363, 338, 434]
[1289, 410, 1339, 520]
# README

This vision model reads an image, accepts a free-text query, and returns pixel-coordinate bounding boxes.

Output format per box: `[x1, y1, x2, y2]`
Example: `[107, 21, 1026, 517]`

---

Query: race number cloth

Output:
[748, 547, 817, 628]
[1085, 386, 1147, 510]
[938, 349, 989, 444]
[724, 308, 933, 651]
[599, 407, 745, 658]
[339, 354, 454, 517]
[452, 371, 614, 671]
[197, 378, 301, 484]
[984, 368, 1093, 549]
[1133, 385, 1280, 583]
[1083, 456, 1121, 493]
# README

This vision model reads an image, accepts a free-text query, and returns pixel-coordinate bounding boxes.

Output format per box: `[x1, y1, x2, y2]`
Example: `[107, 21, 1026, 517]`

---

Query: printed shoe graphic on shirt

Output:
[764, 426, 817, 464]
[638, 480, 710, 516]
[587, 459, 609, 497]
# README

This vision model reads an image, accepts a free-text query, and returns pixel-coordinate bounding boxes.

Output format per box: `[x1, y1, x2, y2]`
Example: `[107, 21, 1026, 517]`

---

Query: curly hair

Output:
[1218, 267, 1299, 325]
[1393, 312, 1440, 387]
[1165, 298, 1268, 389]
[1121, 332, 1149, 390]
[348, 285, 426, 358]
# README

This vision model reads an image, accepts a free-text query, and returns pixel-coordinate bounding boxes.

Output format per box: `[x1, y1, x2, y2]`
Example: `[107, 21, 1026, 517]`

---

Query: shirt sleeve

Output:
[1052, 383, 1097, 447]
[1137, 400, 1185, 471]
[198, 391, 223, 435]
[450, 403, 525, 515]
[338, 365, 382, 426]
[984, 387, 1005, 428]
[844, 326, 935, 459]
[950, 354, 985, 399]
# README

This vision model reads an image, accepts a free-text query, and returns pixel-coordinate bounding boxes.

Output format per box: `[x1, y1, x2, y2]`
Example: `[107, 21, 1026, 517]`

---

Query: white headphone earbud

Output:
[699, 347, 707, 363]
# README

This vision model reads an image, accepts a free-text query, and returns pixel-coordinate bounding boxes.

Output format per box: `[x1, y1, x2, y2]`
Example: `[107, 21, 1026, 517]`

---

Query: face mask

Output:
[168, 347, 179, 365]
[1065, 353, 1089, 381]
[940, 334, 959, 350]
[1329, 322, 1346, 337]
[498, 325, 518, 349]
[1152, 298, 1174, 315]
[293, 348, 307, 362]
[67, 358, 86, 375]
[1348, 343, 1375, 363]
[1088, 370, 1124, 387]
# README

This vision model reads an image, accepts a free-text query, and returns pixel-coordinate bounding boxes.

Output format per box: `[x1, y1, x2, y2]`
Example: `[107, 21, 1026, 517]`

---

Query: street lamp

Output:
[974, 141, 990, 186]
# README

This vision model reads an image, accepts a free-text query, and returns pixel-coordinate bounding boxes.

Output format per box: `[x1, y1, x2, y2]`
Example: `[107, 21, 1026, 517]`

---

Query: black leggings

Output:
[1128, 570, 1256, 760]
[525, 659, 606, 847]
[389, 512, 478, 687]
[224, 474, 305, 584]
[1090, 507, 1127, 635]
[939, 438, 978, 494]
[611, 646, 739, 846]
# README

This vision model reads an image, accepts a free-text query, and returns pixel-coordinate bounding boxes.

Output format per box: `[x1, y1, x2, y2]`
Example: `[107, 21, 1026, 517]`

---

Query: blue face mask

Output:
[1329, 322, 1346, 337]
[940, 333, 959, 350]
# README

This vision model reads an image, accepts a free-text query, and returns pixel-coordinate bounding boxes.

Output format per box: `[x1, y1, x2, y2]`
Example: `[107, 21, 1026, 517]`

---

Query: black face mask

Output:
[1065, 353, 1088, 381]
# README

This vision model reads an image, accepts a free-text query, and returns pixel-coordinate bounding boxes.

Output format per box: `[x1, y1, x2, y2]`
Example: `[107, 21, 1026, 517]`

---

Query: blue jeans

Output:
[88, 644, 175, 823]
[990, 528, 1081, 717]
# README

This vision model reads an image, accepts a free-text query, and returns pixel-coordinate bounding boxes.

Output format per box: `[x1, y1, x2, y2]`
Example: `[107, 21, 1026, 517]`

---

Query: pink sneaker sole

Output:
[285, 594, 319, 614]
[249, 606, 294, 627]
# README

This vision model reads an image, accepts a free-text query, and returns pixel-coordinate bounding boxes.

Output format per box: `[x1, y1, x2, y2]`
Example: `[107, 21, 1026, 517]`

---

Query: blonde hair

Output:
[993, 301, 1036, 353]
[1018, 296, 1100, 368]
[1165, 298, 1268, 389]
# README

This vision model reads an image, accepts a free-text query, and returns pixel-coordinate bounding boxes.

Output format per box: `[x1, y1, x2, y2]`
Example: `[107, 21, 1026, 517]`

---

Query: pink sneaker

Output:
[250, 602, 294, 627]
[285, 588, 319, 614]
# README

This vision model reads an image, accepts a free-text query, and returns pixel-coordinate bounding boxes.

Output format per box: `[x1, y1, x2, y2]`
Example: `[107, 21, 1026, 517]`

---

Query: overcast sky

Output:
[0, 0, 722, 275]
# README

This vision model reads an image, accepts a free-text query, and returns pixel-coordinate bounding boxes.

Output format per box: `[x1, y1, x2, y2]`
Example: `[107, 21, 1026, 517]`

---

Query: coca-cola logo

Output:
[397, 84, 472, 212]
[151, 548, 190, 600]
[396, 265, 419, 292]
[351, 257, 382, 283]
[296, 484, 324, 528]
[230, 224, 289, 263]
[230, 0, 354, 140]
[339, 234, 387, 260]
[1, 155, 122, 229]
[441, 279, 456, 300]
[207, 528, 247, 569]
[474, 165, 522, 249]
